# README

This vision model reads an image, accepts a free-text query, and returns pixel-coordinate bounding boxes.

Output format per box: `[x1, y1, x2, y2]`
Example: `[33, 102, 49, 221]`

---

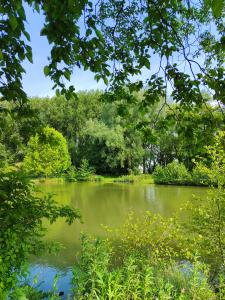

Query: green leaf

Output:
[64, 70, 71, 81]
[9, 16, 18, 30]
[26, 51, 33, 63]
[43, 66, 50, 76]
[34, 3, 40, 13]
[24, 31, 31, 41]
[103, 77, 108, 85]
[95, 29, 104, 43]
[211, 0, 224, 18]
[144, 59, 150, 69]
[0, 50, 3, 60]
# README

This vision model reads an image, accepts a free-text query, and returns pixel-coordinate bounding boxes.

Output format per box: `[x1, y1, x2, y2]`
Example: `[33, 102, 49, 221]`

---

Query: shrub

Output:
[153, 161, 191, 185]
[90, 175, 103, 182]
[23, 127, 71, 177]
[76, 159, 95, 181]
[191, 162, 214, 186]
[0, 167, 80, 296]
[113, 174, 154, 184]
[108, 211, 187, 265]
[113, 174, 136, 183]
[72, 235, 216, 299]
[65, 166, 77, 182]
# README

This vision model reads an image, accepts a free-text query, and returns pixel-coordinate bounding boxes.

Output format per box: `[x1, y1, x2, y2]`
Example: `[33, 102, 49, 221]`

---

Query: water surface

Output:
[30, 181, 208, 297]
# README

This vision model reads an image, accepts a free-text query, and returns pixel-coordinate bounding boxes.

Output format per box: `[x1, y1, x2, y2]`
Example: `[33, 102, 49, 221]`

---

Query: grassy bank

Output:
[34, 174, 154, 184]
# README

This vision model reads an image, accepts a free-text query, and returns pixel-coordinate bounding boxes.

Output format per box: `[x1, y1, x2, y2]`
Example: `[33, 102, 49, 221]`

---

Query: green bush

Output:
[65, 161, 102, 182]
[153, 161, 192, 185]
[72, 235, 216, 299]
[113, 174, 136, 183]
[76, 159, 95, 181]
[65, 166, 78, 182]
[0, 167, 80, 296]
[90, 175, 103, 182]
[23, 127, 71, 177]
[191, 162, 215, 186]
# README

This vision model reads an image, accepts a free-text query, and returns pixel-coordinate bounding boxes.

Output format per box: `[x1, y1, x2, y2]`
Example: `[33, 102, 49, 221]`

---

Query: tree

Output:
[0, 1, 224, 106]
[30, 91, 103, 166]
[185, 131, 225, 278]
[23, 126, 71, 177]
[0, 167, 80, 296]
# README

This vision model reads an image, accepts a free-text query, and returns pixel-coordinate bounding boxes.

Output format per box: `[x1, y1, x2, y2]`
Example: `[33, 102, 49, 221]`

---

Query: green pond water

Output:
[29, 181, 208, 297]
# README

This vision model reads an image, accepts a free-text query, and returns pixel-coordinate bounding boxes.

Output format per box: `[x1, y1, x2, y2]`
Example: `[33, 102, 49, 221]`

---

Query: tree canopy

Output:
[0, 0, 224, 106]
[23, 126, 71, 177]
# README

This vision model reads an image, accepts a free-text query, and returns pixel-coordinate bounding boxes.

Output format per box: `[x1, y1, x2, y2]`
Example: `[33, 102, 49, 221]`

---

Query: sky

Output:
[22, 5, 107, 97]
[22, 5, 158, 98]
[21, 4, 208, 98]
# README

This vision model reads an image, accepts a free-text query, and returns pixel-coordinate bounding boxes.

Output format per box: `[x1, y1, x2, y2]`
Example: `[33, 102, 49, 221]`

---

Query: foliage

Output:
[72, 235, 216, 299]
[113, 175, 136, 183]
[1, 93, 224, 177]
[23, 126, 71, 177]
[113, 174, 154, 184]
[108, 212, 187, 265]
[151, 104, 225, 170]
[0, 143, 10, 168]
[191, 162, 214, 186]
[184, 131, 225, 277]
[1, 0, 224, 107]
[65, 166, 77, 182]
[8, 282, 61, 300]
[76, 159, 95, 181]
[0, 167, 80, 296]
[153, 161, 192, 185]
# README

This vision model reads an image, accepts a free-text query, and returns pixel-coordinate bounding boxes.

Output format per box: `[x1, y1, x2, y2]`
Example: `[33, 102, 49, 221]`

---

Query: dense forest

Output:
[1, 91, 224, 175]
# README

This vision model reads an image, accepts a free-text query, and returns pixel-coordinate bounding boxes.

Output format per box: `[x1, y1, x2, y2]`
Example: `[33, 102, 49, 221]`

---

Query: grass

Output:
[33, 174, 154, 185]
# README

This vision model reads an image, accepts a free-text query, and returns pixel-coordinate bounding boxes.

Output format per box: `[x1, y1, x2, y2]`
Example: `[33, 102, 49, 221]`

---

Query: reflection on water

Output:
[30, 181, 208, 296]
[28, 264, 72, 300]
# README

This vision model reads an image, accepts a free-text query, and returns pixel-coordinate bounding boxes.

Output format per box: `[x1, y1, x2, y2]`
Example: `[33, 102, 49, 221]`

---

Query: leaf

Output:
[26, 50, 33, 63]
[64, 69, 71, 81]
[56, 89, 60, 97]
[0, 50, 3, 60]
[24, 31, 31, 41]
[144, 59, 150, 69]
[103, 77, 108, 85]
[9, 16, 18, 30]
[34, 3, 40, 13]
[44, 66, 50, 76]
[95, 29, 104, 43]
[211, 0, 224, 18]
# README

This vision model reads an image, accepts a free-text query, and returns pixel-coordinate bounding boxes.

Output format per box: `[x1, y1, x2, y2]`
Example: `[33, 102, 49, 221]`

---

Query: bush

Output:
[113, 174, 154, 184]
[0, 167, 80, 296]
[191, 162, 214, 186]
[23, 127, 71, 177]
[153, 161, 192, 185]
[65, 166, 77, 182]
[90, 175, 103, 182]
[72, 235, 216, 299]
[65, 161, 102, 182]
[76, 159, 95, 181]
[113, 174, 136, 183]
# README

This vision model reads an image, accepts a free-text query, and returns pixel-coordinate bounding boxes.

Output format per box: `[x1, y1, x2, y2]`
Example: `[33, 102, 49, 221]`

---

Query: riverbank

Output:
[34, 174, 155, 185]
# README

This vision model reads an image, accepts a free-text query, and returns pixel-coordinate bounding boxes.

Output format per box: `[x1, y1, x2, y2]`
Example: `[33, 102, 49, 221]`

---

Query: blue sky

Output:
[22, 5, 107, 97]
[23, 4, 208, 98]
[22, 5, 160, 97]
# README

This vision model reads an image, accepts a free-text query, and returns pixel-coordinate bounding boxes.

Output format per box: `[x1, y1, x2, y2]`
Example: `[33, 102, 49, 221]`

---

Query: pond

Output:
[29, 181, 208, 298]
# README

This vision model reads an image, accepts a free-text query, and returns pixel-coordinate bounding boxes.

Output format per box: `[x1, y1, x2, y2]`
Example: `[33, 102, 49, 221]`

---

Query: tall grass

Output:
[72, 235, 216, 299]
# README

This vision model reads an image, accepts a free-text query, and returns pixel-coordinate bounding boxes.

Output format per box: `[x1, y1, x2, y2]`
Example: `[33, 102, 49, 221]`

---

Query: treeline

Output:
[0, 90, 224, 175]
